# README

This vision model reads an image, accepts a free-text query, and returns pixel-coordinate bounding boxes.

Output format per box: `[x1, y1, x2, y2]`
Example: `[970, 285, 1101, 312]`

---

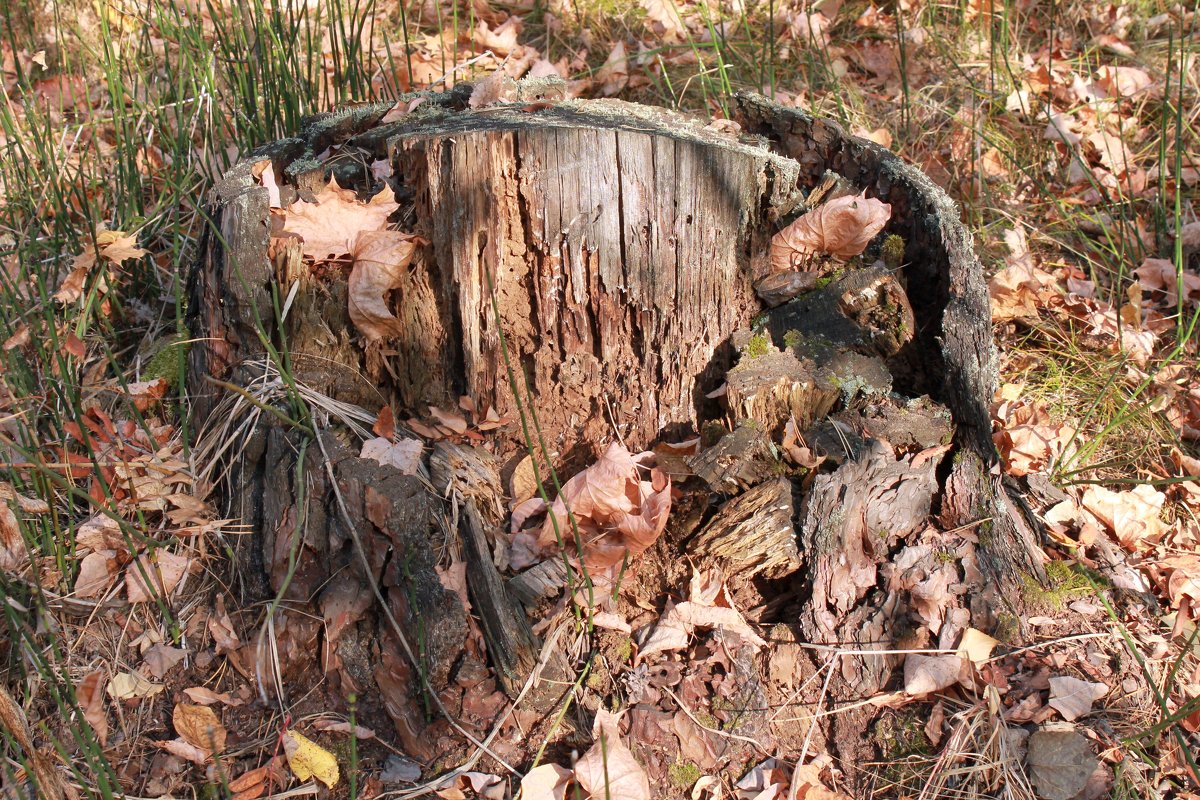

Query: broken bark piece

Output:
[459, 500, 539, 697]
[724, 333, 841, 436]
[686, 423, 780, 493]
[803, 169, 860, 209]
[690, 478, 799, 578]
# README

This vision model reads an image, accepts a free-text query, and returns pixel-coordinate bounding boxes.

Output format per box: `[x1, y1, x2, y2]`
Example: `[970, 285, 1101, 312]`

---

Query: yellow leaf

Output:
[283, 730, 339, 788]
[956, 628, 999, 665]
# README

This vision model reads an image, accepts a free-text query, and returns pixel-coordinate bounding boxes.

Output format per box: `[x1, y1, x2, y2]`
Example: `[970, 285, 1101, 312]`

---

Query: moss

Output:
[744, 332, 770, 359]
[141, 335, 191, 391]
[935, 548, 958, 563]
[614, 636, 633, 663]
[993, 612, 1020, 644]
[1022, 560, 1106, 611]
[668, 762, 702, 789]
[881, 234, 906, 269]
[750, 311, 768, 331]
[813, 269, 843, 290]
[874, 710, 932, 788]
[783, 329, 803, 350]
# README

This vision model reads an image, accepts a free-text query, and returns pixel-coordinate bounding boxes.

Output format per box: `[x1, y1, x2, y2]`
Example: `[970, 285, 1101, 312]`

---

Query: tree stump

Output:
[187, 82, 1047, 782]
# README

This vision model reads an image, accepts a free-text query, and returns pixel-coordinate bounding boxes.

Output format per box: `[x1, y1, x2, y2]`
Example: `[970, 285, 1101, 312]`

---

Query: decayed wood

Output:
[723, 335, 841, 437]
[383, 101, 805, 455]
[690, 478, 799, 578]
[686, 422, 780, 492]
[186, 86, 1055, 785]
[459, 499, 539, 697]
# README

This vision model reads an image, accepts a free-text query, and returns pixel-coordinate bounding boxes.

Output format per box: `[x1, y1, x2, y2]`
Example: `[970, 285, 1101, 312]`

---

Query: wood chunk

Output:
[755, 270, 818, 308]
[690, 478, 799, 578]
[430, 441, 505, 525]
[686, 423, 780, 493]
[724, 338, 841, 437]
[459, 499, 539, 698]
[507, 557, 571, 608]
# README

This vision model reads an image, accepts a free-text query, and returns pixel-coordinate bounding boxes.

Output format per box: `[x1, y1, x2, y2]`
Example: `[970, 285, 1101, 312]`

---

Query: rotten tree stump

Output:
[187, 81, 1048, 781]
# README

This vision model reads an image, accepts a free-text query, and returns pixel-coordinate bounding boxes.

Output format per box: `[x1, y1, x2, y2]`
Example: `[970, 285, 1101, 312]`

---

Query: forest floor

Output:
[1, 0, 1199, 798]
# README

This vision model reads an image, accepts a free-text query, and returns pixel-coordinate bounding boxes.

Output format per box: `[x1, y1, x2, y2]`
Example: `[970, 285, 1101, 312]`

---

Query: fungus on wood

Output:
[187, 81, 1046, 782]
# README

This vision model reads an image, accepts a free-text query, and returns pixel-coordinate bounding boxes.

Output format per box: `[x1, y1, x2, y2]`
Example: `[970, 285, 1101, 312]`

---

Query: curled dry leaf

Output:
[348, 231, 425, 341]
[360, 436, 423, 474]
[125, 549, 192, 603]
[903, 653, 967, 695]
[513, 442, 671, 573]
[770, 191, 892, 268]
[574, 710, 651, 800]
[76, 669, 108, 746]
[1080, 484, 1168, 550]
[517, 763, 572, 800]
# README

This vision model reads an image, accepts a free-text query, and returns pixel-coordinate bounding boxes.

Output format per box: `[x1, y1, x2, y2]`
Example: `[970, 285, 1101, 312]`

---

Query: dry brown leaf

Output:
[125, 549, 192, 603]
[125, 378, 169, 411]
[360, 436, 423, 474]
[956, 628, 999, 665]
[281, 177, 399, 261]
[76, 669, 108, 746]
[574, 709, 650, 800]
[903, 653, 967, 695]
[2, 324, 30, 350]
[1048, 676, 1108, 721]
[428, 405, 469, 435]
[143, 645, 187, 678]
[347, 231, 425, 341]
[517, 763, 572, 800]
[1135, 258, 1200, 307]
[173, 703, 227, 754]
[770, 191, 892, 267]
[641, 0, 688, 42]
[156, 737, 212, 765]
[524, 442, 672, 572]
[472, 18, 521, 55]
[1094, 65, 1155, 98]
[1080, 484, 1168, 550]
[107, 671, 164, 700]
[596, 41, 630, 97]
[74, 550, 117, 598]
[182, 686, 243, 706]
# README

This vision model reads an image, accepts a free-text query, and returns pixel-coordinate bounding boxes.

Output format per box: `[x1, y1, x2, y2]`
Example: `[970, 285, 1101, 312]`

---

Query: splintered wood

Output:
[389, 105, 802, 454]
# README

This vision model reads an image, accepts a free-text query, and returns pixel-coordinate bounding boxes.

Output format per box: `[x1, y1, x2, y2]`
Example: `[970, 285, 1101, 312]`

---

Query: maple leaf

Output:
[573, 710, 650, 800]
[770, 191, 892, 267]
[281, 177, 400, 261]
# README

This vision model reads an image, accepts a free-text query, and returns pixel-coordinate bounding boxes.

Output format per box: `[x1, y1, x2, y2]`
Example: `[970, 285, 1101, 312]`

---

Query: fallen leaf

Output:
[143, 645, 187, 678]
[360, 436, 423, 474]
[281, 176, 399, 261]
[125, 549, 192, 603]
[76, 669, 108, 746]
[903, 653, 966, 695]
[596, 41, 630, 96]
[74, 550, 117, 598]
[157, 737, 212, 765]
[641, 0, 688, 42]
[517, 763, 572, 800]
[428, 405, 469, 435]
[956, 628, 999, 665]
[1048, 676, 1108, 721]
[182, 686, 243, 706]
[107, 671, 164, 700]
[1080, 483, 1168, 550]
[347, 231, 425, 341]
[574, 709, 650, 800]
[283, 730, 339, 788]
[770, 191, 892, 267]
[173, 703, 227, 754]
[312, 719, 376, 738]
[1025, 728, 1098, 800]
